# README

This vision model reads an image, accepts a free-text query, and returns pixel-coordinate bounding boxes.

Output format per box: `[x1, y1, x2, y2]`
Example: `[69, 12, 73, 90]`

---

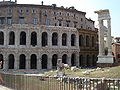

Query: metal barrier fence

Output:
[0, 73, 120, 90]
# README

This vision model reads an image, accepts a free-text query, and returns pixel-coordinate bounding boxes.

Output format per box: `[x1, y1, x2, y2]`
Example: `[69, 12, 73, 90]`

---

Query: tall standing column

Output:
[107, 19, 112, 56]
[98, 20, 104, 56]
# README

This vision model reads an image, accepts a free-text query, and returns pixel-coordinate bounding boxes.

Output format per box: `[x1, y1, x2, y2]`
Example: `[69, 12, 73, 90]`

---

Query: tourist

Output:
[0, 61, 4, 84]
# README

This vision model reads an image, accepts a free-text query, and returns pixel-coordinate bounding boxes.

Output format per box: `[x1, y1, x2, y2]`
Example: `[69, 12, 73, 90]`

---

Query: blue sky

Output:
[7, 0, 120, 37]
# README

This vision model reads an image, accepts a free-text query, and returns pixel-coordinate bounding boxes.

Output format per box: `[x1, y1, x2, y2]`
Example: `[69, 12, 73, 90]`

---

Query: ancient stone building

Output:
[112, 37, 120, 64]
[0, 0, 98, 70]
[78, 28, 98, 67]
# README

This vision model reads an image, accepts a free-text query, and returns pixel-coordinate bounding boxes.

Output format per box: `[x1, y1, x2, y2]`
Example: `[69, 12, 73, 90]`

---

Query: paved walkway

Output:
[0, 85, 13, 90]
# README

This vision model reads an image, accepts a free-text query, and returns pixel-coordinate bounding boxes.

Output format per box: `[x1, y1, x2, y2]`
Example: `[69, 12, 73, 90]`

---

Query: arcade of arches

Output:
[78, 29, 98, 67]
[0, 25, 98, 70]
[0, 53, 97, 69]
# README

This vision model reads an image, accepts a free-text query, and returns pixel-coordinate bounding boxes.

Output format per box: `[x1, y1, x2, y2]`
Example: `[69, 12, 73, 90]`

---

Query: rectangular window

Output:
[8, 8, 12, 14]
[19, 17, 25, 24]
[46, 18, 51, 25]
[0, 17, 5, 24]
[32, 9, 36, 14]
[7, 17, 12, 24]
[33, 18, 38, 24]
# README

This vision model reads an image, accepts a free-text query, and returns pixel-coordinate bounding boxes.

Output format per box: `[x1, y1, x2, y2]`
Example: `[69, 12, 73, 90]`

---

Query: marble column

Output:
[98, 20, 104, 56]
[107, 19, 112, 56]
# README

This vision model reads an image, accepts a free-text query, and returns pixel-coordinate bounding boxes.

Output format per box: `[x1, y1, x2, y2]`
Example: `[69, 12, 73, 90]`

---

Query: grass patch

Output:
[44, 66, 120, 78]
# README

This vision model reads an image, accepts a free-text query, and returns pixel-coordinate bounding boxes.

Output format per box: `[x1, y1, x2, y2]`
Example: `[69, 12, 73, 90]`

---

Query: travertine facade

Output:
[0, 24, 79, 69]
[78, 28, 98, 67]
[0, 0, 98, 70]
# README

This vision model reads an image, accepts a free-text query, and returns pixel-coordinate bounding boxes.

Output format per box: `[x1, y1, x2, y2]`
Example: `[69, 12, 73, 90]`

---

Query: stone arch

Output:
[19, 54, 26, 69]
[86, 55, 91, 67]
[92, 36, 95, 47]
[31, 32, 37, 46]
[41, 54, 48, 69]
[42, 32, 48, 46]
[86, 35, 90, 47]
[71, 53, 76, 66]
[62, 54, 67, 64]
[52, 32, 58, 45]
[20, 31, 26, 45]
[9, 31, 15, 45]
[52, 54, 58, 69]
[79, 35, 84, 46]
[30, 54, 37, 69]
[79, 54, 83, 67]
[0, 31, 4, 45]
[71, 34, 76, 46]
[92, 55, 96, 66]
[0, 54, 3, 69]
[8, 54, 15, 69]
[62, 33, 67, 46]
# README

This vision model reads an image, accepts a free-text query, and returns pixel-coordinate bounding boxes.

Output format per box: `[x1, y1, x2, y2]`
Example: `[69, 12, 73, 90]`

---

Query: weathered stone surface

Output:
[95, 9, 113, 66]
[0, 25, 80, 70]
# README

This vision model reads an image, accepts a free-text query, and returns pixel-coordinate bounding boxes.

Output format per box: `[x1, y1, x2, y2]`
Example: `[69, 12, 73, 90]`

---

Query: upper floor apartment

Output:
[0, 0, 95, 30]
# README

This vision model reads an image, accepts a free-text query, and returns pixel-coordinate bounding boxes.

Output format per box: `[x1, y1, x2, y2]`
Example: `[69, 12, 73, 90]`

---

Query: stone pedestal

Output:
[97, 55, 113, 67]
